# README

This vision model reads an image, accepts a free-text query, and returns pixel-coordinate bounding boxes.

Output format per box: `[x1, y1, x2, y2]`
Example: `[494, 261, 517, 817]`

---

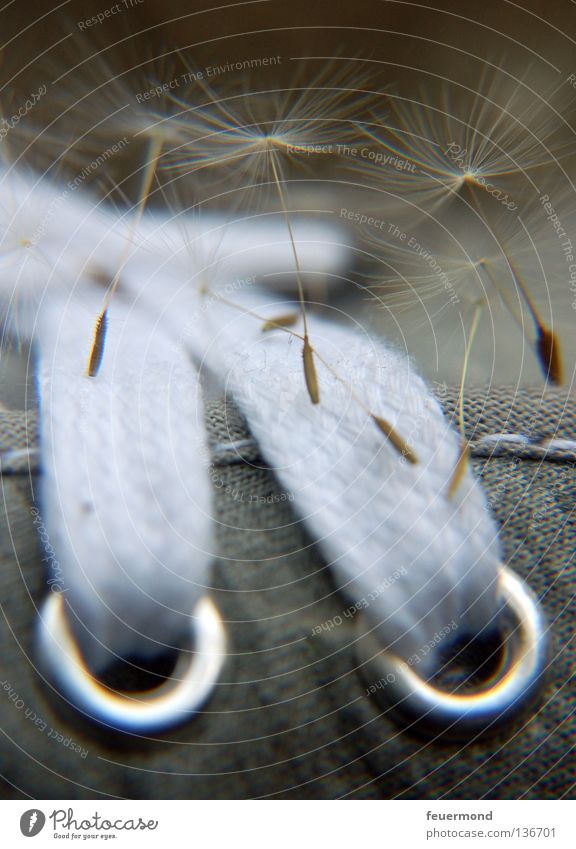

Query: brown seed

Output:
[302, 336, 320, 404]
[89, 266, 114, 291]
[536, 326, 563, 386]
[447, 441, 469, 500]
[87, 309, 108, 378]
[262, 313, 299, 332]
[371, 414, 418, 464]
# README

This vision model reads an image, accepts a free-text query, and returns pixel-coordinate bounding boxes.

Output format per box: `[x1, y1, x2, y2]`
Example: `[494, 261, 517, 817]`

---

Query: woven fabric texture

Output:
[0, 387, 574, 799]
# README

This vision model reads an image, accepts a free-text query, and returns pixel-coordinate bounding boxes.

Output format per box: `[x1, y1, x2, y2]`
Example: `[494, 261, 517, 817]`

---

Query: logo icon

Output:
[20, 810, 46, 837]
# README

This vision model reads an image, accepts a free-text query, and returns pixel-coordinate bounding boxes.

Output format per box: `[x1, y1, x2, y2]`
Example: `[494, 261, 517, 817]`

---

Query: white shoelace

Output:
[1, 167, 504, 674]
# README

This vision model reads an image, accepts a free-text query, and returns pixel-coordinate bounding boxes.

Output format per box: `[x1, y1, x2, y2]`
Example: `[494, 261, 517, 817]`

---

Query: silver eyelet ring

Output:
[356, 566, 549, 737]
[36, 592, 226, 735]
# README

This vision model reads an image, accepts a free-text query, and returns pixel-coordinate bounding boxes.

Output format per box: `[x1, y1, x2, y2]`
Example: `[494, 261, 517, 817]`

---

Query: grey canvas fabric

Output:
[0, 387, 574, 799]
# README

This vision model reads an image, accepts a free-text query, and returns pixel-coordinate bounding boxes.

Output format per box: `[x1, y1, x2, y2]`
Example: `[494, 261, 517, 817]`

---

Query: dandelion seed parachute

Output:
[17, 40, 188, 181]
[358, 159, 569, 385]
[163, 62, 384, 186]
[357, 70, 576, 218]
[363, 226, 489, 312]
[159, 64, 383, 403]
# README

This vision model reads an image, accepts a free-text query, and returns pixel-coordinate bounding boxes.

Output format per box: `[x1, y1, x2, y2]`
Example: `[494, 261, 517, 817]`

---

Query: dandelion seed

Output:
[261, 313, 299, 331]
[365, 230, 487, 313]
[162, 64, 379, 400]
[6, 47, 193, 376]
[199, 290, 416, 460]
[163, 62, 380, 184]
[303, 335, 320, 404]
[447, 441, 470, 501]
[536, 325, 563, 386]
[86, 159, 158, 373]
[476, 257, 564, 386]
[86, 122, 168, 376]
[360, 74, 569, 388]
[371, 414, 417, 464]
[447, 303, 482, 499]
[500, 249, 564, 386]
[359, 71, 575, 215]
[87, 309, 108, 378]
[22, 43, 187, 179]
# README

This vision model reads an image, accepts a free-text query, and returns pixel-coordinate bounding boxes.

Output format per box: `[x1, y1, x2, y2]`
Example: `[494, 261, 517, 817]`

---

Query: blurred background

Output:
[1, 0, 576, 401]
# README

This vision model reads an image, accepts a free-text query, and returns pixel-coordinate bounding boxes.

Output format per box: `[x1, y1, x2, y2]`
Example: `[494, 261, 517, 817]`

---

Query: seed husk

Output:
[303, 336, 320, 404]
[262, 313, 300, 332]
[87, 309, 108, 378]
[371, 414, 418, 464]
[536, 325, 563, 386]
[447, 441, 469, 500]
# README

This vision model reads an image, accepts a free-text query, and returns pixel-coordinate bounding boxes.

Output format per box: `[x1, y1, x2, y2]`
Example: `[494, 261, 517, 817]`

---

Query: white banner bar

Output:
[1, 799, 574, 847]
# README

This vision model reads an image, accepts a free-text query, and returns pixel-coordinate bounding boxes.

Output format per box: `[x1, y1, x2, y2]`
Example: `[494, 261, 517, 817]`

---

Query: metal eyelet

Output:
[356, 566, 549, 737]
[36, 592, 226, 735]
